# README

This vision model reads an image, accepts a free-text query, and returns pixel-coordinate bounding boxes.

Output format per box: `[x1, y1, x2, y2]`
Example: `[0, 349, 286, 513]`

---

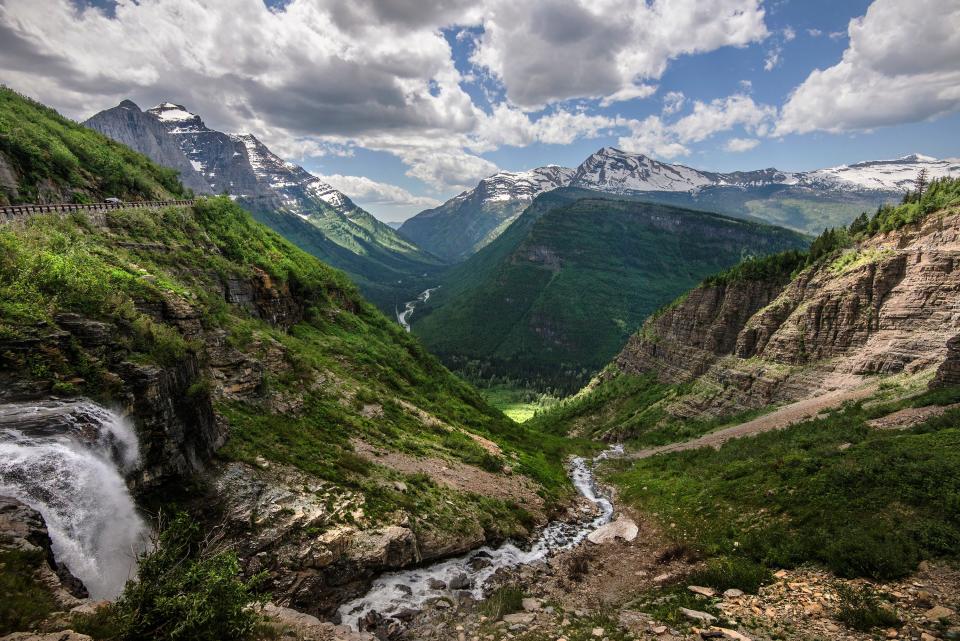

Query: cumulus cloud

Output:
[724, 137, 760, 152]
[470, 0, 768, 108]
[319, 174, 441, 208]
[0, 0, 778, 196]
[617, 93, 776, 158]
[661, 91, 686, 115]
[777, 0, 960, 135]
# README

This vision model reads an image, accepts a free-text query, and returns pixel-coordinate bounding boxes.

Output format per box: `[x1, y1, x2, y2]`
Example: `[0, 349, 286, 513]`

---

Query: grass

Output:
[0, 549, 58, 635]
[606, 386, 960, 581]
[0, 196, 581, 542]
[687, 556, 773, 594]
[479, 383, 560, 423]
[632, 585, 721, 629]
[478, 586, 525, 619]
[0, 86, 186, 204]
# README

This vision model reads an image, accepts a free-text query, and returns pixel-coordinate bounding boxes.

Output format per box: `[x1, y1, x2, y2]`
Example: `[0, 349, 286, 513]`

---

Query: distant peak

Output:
[117, 99, 140, 110]
[148, 102, 200, 122]
[898, 153, 937, 163]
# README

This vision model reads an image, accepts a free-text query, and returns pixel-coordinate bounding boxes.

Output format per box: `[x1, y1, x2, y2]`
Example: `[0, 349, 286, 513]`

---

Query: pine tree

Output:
[915, 168, 929, 200]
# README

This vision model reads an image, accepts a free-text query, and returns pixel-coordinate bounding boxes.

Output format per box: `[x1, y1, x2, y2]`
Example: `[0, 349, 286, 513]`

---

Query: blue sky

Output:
[3, 0, 959, 220]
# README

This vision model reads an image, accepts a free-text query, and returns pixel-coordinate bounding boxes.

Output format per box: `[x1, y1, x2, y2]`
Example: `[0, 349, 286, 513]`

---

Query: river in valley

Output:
[396, 287, 439, 332]
[338, 445, 623, 630]
[0, 400, 149, 599]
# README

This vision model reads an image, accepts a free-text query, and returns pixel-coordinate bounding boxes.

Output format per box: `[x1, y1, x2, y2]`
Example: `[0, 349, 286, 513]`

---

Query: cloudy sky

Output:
[2, 0, 959, 221]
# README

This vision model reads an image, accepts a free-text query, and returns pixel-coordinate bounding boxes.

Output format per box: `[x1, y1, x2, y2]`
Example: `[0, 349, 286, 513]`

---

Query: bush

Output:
[687, 556, 773, 594]
[74, 513, 266, 641]
[0, 549, 58, 635]
[834, 583, 901, 631]
[479, 586, 525, 620]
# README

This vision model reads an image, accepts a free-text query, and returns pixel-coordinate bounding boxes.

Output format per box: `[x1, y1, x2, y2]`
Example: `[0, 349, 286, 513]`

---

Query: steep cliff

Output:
[544, 196, 960, 440]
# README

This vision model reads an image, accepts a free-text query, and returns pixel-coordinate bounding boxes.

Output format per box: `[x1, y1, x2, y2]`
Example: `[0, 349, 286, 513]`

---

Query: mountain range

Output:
[400, 147, 960, 260]
[84, 100, 441, 310]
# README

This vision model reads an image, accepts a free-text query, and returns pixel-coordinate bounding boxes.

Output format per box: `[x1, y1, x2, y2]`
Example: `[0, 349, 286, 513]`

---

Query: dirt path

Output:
[628, 383, 879, 459]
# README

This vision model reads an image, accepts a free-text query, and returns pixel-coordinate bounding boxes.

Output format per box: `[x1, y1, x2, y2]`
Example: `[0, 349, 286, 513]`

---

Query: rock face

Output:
[83, 100, 212, 195]
[614, 207, 960, 419]
[587, 515, 639, 545]
[0, 495, 88, 605]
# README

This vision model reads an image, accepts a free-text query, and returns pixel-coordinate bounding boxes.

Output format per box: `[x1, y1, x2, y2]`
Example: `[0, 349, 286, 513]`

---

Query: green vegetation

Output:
[687, 556, 773, 595]
[478, 586, 526, 619]
[478, 383, 560, 423]
[0, 196, 580, 536]
[414, 190, 809, 393]
[833, 584, 901, 632]
[865, 176, 960, 235]
[607, 388, 960, 581]
[702, 249, 807, 287]
[0, 549, 58, 635]
[73, 514, 265, 641]
[530, 372, 770, 444]
[633, 585, 721, 629]
[0, 86, 187, 204]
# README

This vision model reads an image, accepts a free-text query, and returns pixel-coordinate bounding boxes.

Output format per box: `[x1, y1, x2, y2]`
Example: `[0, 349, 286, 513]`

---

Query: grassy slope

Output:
[414, 190, 810, 392]
[250, 205, 445, 313]
[606, 387, 960, 580]
[0, 198, 578, 528]
[0, 87, 186, 204]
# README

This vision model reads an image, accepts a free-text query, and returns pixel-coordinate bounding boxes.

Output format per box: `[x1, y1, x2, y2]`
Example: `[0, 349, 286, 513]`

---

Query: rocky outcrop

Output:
[615, 207, 960, 418]
[616, 278, 788, 384]
[0, 496, 87, 605]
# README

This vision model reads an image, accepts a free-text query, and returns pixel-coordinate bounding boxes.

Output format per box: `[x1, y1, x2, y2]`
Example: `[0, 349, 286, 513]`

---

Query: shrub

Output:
[834, 584, 901, 631]
[0, 549, 58, 635]
[479, 586, 525, 620]
[687, 556, 773, 594]
[74, 513, 266, 641]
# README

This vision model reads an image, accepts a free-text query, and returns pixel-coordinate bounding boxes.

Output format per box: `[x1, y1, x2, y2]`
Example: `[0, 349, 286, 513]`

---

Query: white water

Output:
[0, 400, 150, 599]
[396, 287, 438, 332]
[338, 445, 622, 629]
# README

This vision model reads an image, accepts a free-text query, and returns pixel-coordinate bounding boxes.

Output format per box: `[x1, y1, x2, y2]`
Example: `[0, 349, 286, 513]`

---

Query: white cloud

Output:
[672, 94, 776, 142]
[764, 46, 782, 71]
[807, 28, 823, 37]
[470, 0, 768, 109]
[724, 137, 760, 152]
[617, 116, 691, 158]
[661, 91, 686, 115]
[739, 79, 753, 92]
[778, 0, 960, 135]
[599, 84, 658, 107]
[782, 26, 796, 41]
[319, 174, 440, 208]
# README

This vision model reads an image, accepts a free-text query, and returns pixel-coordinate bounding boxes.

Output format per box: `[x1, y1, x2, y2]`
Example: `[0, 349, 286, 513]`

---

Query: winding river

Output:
[396, 287, 439, 332]
[338, 445, 622, 629]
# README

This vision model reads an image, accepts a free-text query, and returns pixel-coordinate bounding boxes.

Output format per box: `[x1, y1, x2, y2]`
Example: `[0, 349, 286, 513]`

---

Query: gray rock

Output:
[449, 573, 473, 590]
[680, 608, 718, 624]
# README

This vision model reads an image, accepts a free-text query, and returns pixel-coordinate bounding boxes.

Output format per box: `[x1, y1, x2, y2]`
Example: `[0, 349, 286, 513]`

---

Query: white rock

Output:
[587, 515, 638, 544]
[688, 585, 716, 597]
[679, 607, 717, 624]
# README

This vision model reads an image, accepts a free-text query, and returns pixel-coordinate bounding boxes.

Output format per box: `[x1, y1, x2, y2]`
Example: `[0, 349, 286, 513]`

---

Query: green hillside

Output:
[412, 189, 810, 392]
[0, 87, 187, 204]
[250, 204, 445, 313]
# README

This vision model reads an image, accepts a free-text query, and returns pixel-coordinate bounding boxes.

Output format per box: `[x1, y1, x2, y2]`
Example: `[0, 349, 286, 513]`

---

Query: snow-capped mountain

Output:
[85, 101, 440, 311]
[468, 165, 575, 203]
[403, 147, 960, 260]
[799, 154, 960, 193]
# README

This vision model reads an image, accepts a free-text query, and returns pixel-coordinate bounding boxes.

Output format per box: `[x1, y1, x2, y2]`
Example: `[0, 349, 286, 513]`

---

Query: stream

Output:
[338, 445, 623, 630]
[0, 400, 149, 599]
[396, 287, 439, 332]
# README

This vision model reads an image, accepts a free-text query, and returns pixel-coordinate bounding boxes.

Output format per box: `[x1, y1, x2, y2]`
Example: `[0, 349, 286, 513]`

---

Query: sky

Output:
[1, 0, 959, 221]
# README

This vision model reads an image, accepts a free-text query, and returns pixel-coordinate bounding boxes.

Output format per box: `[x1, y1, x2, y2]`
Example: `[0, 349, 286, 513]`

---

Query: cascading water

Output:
[338, 445, 623, 629]
[0, 400, 150, 599]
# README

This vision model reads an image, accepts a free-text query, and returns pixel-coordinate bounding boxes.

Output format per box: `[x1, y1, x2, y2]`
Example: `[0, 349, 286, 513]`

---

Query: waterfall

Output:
[0, 400, 150, 599]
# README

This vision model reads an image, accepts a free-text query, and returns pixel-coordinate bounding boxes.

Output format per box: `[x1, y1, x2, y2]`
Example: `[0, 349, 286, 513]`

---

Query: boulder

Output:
[587, 515, 639, 544]
[688, 585, 717, 597]
[680, 608, 718, 624]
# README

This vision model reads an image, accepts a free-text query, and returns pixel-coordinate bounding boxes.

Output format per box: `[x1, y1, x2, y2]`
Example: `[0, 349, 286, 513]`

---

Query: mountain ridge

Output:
[85, 100, 442, 311]
[401, 147, 960, 260]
